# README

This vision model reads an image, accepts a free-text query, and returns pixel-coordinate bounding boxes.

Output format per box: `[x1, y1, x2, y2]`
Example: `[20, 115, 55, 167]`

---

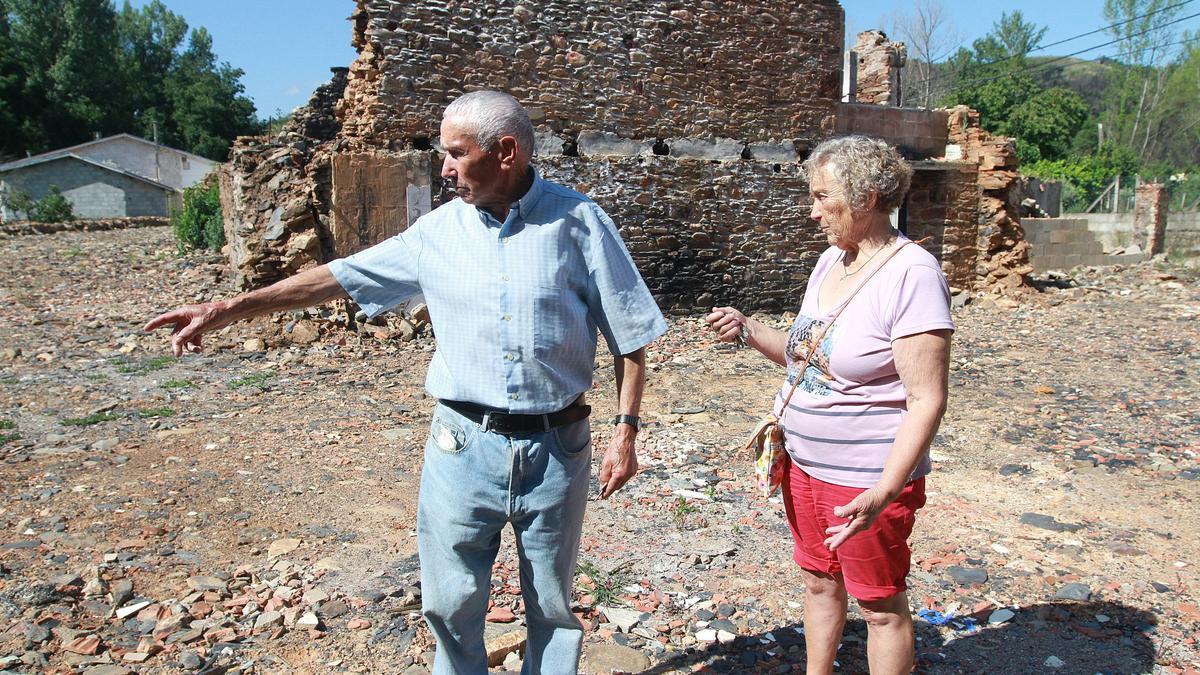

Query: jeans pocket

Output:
[430, 410, 475, 454]
[552, 418, 593, 458]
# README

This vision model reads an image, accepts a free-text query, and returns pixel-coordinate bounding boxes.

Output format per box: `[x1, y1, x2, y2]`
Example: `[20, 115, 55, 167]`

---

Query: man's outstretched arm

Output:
[144, 265, 348, 356]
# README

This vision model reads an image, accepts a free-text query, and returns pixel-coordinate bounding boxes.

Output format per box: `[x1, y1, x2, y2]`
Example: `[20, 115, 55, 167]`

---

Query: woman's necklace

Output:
[840, 236, 894, 279]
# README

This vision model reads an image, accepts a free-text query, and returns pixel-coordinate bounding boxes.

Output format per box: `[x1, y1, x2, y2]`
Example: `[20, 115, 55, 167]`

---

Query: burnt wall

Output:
[538, 155, 821, 312]
[338, 0, 845, 148]
[905, 162, 980, 290]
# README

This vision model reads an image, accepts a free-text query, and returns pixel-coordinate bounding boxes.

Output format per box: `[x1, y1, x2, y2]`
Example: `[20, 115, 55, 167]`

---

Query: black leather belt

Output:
[439, 399, 591, 435]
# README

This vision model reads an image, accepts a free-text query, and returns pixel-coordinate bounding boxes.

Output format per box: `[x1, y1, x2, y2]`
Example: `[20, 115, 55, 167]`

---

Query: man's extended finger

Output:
[143, 309, 186, 332]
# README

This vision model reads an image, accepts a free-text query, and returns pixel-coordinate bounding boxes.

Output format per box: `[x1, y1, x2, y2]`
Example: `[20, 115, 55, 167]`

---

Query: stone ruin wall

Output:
[224, 0, 846, 312]
[219, 0, 1029, 311]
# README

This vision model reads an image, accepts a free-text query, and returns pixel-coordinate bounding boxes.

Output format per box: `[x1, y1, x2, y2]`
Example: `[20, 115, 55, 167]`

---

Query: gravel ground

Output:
[0, 226, 1197, 674]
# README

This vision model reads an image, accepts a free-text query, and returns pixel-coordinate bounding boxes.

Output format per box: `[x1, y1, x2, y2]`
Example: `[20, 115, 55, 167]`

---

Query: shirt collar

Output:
[474, 166, 543, 228]
[515, 166, 544, 219]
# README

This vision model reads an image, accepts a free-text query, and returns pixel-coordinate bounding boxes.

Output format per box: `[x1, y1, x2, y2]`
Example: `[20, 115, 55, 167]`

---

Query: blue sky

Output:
[128, 1, 1199, 120]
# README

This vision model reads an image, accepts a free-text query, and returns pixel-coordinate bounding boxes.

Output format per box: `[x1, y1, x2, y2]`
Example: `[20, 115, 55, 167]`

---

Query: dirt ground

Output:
[0, 226, 1197, 674]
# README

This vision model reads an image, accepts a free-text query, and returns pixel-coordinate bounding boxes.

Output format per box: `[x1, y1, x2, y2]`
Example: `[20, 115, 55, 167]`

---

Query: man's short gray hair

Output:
[443, 90, 535, 158]
[802, 136, 913, 213]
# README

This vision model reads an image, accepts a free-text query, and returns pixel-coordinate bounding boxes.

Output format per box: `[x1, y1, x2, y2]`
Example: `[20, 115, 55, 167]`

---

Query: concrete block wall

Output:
[1023, 218, 1146, 271]
[835, 103, 949, 160]
[0, 157, 172, 220]
[1081, 211, 1200, 261]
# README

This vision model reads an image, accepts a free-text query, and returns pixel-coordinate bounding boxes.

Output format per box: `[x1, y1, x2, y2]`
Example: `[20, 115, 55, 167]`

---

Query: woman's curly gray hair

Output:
[802, 136, 913, 213]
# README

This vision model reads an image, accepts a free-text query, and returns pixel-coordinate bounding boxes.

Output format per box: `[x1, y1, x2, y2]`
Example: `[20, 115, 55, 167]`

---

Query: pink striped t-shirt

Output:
[777, 238, 954, 489]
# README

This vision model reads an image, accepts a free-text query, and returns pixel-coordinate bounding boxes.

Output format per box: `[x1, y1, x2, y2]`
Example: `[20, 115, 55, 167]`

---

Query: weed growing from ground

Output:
[575, 560, 632, 607]
[229, 371, 274, 390]
[61, 411, 120, 426]
[136, 406, 174, 419]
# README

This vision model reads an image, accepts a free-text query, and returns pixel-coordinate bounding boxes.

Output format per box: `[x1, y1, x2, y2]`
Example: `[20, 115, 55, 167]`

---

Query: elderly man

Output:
[145, 90, 666, 674]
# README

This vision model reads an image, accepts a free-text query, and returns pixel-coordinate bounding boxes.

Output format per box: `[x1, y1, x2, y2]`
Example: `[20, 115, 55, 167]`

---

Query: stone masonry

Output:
[219, 0, 1029, 308]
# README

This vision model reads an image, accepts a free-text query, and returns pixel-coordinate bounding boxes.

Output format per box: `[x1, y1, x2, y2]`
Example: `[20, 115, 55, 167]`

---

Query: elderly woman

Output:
[706, 136, 953, 674]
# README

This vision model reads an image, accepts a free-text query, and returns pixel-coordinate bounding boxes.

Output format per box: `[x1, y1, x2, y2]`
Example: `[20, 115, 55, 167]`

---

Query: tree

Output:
[942, 12, 1046, 135]
[2, 0, 258, 159]
[990, 10, 1047, 59]
[164, 27, 257, 160]
[116, 0, 187, 144]
[1101, 0, 1183, 161]
[1004, 87, 1090, 162]
[0, 1, 22, 158]
[889, 0, 961, 108]
[1145, 39, 1200, 166]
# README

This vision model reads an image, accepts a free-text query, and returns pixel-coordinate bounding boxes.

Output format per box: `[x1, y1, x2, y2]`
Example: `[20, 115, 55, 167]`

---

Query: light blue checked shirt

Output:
[328, 168, 668, 414]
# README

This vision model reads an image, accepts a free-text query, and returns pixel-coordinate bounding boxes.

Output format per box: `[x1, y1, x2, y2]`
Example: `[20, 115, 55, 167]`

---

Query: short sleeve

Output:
[327, 226, 423, 318]
[886, 264, 955, 341]
[584, 205, 668, 355]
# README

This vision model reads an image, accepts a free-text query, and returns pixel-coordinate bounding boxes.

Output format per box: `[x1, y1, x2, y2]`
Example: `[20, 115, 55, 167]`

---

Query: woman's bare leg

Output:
[859, 591, 914, 674]
[800, 568, 848, 675]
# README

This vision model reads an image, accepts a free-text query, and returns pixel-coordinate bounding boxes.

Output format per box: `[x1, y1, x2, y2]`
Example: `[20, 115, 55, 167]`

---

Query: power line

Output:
[1025, 0, 1194, 56]
[920, 10, 1200, 92]
[906, 0, 1197, 90]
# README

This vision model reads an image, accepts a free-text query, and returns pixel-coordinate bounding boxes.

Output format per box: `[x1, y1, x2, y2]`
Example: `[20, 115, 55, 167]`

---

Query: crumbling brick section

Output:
[1133, 183, 1168, 255]
[944, 106, 1032, 293]
[853, 31, 906, 106]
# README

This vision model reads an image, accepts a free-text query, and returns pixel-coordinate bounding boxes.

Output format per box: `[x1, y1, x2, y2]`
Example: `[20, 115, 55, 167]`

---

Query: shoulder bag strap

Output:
[773, 238, 921, 417]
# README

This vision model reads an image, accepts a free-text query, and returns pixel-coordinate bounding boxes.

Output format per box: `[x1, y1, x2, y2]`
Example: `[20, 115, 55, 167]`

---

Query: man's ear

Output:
[495, 135, 520, 168]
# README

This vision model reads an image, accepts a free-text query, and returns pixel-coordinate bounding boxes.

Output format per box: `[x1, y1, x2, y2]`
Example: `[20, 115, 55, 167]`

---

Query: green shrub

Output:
[171, 179, 224, 252]
[2, 185, 76, 222]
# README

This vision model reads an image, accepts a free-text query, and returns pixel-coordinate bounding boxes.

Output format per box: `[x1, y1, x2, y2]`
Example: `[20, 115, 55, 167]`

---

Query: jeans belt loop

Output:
[542, 413, 551, 433]
[481, 411, 492, 433]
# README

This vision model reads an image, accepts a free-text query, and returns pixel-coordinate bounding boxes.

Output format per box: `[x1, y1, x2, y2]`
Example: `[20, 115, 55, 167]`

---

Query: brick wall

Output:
[905, 162, 980, 289]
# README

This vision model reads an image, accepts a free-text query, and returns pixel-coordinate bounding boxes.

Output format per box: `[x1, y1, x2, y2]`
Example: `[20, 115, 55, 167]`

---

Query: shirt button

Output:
[509, 393, 519, 400]
[503, 314, 512, 321]
[501, 274, 510, 282]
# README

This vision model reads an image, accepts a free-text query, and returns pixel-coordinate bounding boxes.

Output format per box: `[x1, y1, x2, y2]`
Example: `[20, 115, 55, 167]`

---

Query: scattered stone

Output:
[186, 575, 226, 592]
[948, 566, 988, 586]
[347, 617, 371, 630]
[580, 644, 651, 674]
[268, 538, 302, 558]
[62, 635, 102, 655]
[599, 605, 644, 632]
[1044, 655, 1065, 668]
[486, 629, 526, 668]
[988, 609, 1015, 624]
[1019, 512, 1083, 532]
[1055, 583, 1092, 601]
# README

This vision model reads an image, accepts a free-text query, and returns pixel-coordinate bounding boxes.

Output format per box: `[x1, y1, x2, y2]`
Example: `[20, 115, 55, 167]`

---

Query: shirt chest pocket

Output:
[532, 285, 590, 363]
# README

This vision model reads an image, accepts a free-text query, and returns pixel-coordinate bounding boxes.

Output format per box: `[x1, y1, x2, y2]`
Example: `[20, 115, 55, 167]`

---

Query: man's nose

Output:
[440, 156, 454, 178]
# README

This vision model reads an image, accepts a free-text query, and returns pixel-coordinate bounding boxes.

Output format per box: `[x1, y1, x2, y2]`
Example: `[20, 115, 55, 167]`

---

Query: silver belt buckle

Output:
[481, 411, 492, 433]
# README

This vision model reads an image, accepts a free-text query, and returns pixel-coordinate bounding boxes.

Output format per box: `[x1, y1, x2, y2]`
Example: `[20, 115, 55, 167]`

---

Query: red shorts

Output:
[782, 461, 926, 601]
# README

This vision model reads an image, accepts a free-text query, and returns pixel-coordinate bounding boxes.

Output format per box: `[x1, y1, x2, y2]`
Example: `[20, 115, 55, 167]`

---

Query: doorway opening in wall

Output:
[896, 196, 908, 236]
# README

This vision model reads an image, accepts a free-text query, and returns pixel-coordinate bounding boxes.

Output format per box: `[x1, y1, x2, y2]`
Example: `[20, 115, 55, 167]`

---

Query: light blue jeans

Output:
[417, 403, 593, 675]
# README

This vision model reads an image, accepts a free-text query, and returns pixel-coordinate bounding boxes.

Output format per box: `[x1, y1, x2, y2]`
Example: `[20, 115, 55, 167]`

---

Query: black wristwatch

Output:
[612, 414, 641, 431]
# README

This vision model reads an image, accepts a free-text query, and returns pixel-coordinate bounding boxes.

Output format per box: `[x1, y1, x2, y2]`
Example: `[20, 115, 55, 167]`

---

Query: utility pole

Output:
[152, 122, 161, 182]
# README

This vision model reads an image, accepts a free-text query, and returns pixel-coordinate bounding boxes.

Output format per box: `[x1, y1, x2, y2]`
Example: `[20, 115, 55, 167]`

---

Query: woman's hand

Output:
[824, 486, 895, 551]
[705, 306, 747, 343]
